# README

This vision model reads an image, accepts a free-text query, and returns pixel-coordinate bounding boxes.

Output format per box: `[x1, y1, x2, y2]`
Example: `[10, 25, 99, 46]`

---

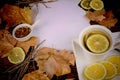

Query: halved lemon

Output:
[84, 63, 106, 80]
[86, 34, 109, 53]
[101, 61, 117, 79]
[90, 0, 104, 10]
[106, 55, 120, 75]
[80, 0, 91, 10]
[8, 47, 25, 64]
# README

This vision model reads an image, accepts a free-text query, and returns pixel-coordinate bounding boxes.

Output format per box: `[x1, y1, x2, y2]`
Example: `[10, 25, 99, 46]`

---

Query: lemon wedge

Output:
[86, 34, 109, 53]
[8, 47, 25, 64]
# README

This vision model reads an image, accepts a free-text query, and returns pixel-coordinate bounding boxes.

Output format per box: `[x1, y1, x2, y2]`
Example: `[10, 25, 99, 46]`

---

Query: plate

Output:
[72, 38, 120, 80]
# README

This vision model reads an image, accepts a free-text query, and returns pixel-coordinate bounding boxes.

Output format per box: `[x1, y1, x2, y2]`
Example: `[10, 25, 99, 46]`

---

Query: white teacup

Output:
[78, 25, 120, 62]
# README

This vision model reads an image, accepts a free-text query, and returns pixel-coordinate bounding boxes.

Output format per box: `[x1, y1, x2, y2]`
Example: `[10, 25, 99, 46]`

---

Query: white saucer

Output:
[72, 38, 120, 80]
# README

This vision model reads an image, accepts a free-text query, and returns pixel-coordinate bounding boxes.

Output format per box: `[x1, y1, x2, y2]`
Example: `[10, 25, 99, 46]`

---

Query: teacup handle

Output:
[112, 32, 120, 49]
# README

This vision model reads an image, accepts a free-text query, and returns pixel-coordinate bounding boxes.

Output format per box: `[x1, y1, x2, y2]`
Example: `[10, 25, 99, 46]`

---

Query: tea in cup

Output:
[78, 25, 115, 62]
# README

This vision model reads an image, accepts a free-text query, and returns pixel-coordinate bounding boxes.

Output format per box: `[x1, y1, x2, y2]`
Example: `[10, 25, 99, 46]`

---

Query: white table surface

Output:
[32, 0, 90, 51]
[31, 1, 120, 80]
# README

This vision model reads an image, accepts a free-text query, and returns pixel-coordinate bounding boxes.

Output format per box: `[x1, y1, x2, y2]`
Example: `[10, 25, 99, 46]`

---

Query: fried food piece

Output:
[86, 9, 106, 22]
[37, 59, 47, 72]
[98, 18, 118, 28]
[86, 10, 118, 28]
[98, 10, 118, 28]
[0, 30, 17, 58]
[44, 55, 71, 78]
[20, 6, 33, 24]
[35, 47, 58, 72]
[16, 36, 38, 53]
[57, 50, 75, 66]
[0, 39, 14, 58]
[0, 30, 18, 46]
[22, 70, 50, 80]
[35, 47, 58, 60]
[35, 47, 75, 79]
[0, 4, 32, 29]
[3, 30, 18, 46]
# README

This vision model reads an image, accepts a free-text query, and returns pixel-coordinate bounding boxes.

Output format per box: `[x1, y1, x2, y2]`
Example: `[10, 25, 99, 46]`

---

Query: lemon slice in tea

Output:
[8, 47, 25, 64]
[106, 55, 120, 75]
[86, 34, 109, 53]
[84, 63, 106, 80]
[80, 0, 91, 10]
[90, 0, 104, 10]
[101, 61, 117, 79]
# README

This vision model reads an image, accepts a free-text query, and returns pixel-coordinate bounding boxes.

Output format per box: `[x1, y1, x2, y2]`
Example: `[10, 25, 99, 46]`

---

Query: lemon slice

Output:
[8, 47, 25, 64]
[106, 55, 120, 75]
[84, 30, 106, 43]
[101, 61, 117, 79]
[90, 0, 104, 10]
[80, 0, 91, 10]
[86, 34, 109, 53]
[84, 63, 106, 80]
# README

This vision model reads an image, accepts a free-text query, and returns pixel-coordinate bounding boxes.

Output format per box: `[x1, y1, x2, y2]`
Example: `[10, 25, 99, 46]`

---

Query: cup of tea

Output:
[78, 25, 120, 62]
